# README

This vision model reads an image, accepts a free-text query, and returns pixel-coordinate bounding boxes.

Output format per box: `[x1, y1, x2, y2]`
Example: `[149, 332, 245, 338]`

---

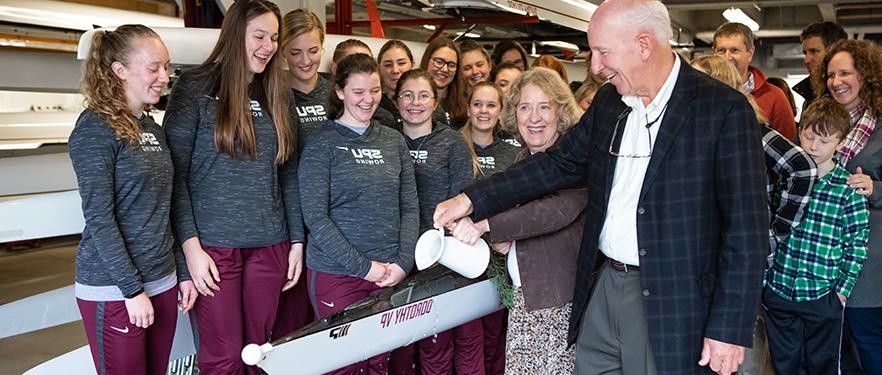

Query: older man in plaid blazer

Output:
[434, 1, 768, 374]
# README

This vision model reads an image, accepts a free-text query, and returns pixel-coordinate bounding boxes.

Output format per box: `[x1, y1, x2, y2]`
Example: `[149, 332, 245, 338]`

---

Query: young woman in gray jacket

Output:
[71, 24, 196, 374]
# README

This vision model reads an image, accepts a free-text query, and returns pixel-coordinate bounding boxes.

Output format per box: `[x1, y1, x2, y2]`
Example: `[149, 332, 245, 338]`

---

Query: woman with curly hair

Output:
[814, 39, 882, 374]
[71, 24, 196, 374]
[450, 67, 585, 374]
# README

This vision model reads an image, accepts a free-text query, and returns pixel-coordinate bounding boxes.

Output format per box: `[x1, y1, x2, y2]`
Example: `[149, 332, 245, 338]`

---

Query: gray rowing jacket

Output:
[294, 75, 401, 142]
[293, 75, 332, 144]
[164, 69, 303, 248]
[299, 120, 419, 278]
[69, 109, 188, 300]
[405, 123, 474, 233]
[475, 134, 521, 180]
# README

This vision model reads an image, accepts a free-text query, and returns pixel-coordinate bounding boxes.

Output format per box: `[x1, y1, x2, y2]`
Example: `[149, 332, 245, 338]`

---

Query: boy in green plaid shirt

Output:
[763, 98, 870, 374]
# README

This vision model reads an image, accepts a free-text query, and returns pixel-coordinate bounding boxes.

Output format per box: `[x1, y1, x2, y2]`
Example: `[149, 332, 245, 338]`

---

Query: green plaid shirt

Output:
[765, 163, 870, 302]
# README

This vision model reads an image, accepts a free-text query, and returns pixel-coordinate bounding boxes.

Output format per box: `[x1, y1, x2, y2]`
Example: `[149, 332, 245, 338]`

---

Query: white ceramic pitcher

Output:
[414, 228, 490, 279]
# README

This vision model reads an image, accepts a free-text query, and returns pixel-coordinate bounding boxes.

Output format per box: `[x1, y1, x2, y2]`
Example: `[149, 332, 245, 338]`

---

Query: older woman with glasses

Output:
[450, 67, 584, 373]
[420, 37, 468, 129]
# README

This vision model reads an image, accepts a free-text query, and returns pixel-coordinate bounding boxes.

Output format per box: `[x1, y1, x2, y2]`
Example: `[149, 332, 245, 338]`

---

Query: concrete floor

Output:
[0, 236, 87, 375]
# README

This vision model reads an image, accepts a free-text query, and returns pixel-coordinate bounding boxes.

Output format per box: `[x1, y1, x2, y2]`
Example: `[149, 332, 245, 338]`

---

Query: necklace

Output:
[406, 124, 433, 158]
[411, 134, 430, 153]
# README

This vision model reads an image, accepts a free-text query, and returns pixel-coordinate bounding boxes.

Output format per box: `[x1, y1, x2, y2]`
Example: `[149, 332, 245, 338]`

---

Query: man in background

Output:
[714, 22, 797, 140]
[793, 22, 848, 112]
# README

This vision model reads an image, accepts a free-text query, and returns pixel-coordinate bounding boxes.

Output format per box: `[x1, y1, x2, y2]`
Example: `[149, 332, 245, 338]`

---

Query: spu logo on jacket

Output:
[349, 148, 385, 165]
[296, 105, 328, 123]
[409, 150, 428, 164]
[502, 138, 521, 147]
[138, 132, 163, 152]
[477, 156, 495, 169]
[250, 100, 264, 117]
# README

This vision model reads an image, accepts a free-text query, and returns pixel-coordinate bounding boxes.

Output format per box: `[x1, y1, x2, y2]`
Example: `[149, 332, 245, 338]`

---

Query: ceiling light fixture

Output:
[723, 7, 759, 32]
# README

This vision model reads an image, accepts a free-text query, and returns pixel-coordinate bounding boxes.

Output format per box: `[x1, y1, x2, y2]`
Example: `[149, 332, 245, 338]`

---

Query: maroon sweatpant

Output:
[389, 344, 416, 375]
[77, 286, 179, 375]
[308, 268, 389, 374]
[271, 266, 314, 340]
[192, 241, 289, 375]
[419, 318, 485, 375]
[483, 310, 507, 374]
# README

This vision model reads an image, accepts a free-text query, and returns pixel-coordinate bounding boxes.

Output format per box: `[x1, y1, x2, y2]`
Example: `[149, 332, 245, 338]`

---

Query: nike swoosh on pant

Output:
[110, 326, 129, 334]
[320, 300, 335, 308]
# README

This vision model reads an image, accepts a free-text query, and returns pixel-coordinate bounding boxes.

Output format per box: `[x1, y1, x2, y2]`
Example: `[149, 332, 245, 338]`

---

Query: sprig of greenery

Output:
[485, 251, 514, 308]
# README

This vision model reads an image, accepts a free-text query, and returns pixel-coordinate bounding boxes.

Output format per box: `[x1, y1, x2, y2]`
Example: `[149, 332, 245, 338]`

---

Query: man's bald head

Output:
[588, 0, 676, 101]
[590, 0, 673, 48]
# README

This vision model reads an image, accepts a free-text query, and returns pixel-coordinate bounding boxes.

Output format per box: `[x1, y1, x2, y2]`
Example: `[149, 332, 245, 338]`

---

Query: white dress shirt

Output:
[598, 56, 681, 266]
[507, 241, 521, 287]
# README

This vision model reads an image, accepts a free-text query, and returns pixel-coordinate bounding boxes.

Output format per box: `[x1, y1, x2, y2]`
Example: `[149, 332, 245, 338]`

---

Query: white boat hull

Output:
[0, 153, 77, 196]
[254, 278, 501, 374]
[23, 269, 502, 374]
[0, 190, 84, 242]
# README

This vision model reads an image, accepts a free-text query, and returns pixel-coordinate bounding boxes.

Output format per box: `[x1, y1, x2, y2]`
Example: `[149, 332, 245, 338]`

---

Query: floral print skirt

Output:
[504, 287, 575, 374]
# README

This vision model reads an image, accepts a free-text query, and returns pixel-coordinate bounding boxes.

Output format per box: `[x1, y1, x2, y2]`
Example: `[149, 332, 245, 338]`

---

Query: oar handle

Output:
[241, 343, 274, 366]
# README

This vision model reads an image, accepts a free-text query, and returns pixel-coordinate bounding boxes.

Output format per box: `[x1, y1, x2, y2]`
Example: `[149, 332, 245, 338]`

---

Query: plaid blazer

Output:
[466, 61, 768, 374]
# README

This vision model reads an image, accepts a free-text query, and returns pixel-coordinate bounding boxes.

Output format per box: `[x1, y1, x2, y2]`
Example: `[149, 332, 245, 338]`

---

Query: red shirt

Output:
[749, 66, 797, 141]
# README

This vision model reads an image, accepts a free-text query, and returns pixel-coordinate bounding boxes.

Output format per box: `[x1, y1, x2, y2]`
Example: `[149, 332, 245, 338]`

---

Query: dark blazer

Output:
[464, 60, 769, 374]
[844, 114, 882, 308]
[792, 76, 816, 112]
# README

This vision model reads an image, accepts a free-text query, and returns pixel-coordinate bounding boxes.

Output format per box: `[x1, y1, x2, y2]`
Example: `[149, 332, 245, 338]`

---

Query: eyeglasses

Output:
[398, 92, 435, 104]
[608, 103, 668, 159]
[431, 57, 458, 71]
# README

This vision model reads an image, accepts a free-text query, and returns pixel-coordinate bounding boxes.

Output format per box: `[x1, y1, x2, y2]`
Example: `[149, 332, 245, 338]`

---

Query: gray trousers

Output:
[574, 262, 657, 375]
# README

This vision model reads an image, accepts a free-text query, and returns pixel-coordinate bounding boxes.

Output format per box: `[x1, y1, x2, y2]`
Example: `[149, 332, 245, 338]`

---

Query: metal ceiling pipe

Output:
[328, 15, 540, 28]
[664, 0, 872, 10]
